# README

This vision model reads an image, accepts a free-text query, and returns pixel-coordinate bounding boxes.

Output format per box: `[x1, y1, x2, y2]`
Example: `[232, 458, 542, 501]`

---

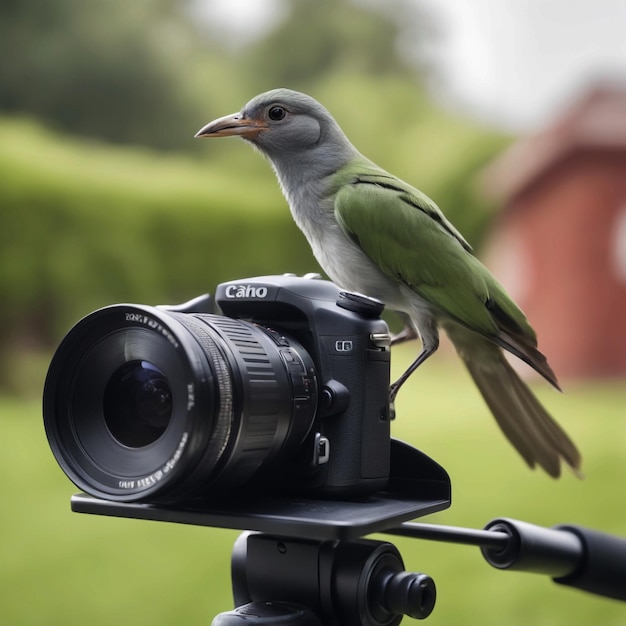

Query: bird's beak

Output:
[194, 112, 267, 139]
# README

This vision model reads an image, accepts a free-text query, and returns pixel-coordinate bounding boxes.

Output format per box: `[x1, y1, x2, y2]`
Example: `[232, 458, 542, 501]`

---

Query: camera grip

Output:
[318, 335, 390, 493]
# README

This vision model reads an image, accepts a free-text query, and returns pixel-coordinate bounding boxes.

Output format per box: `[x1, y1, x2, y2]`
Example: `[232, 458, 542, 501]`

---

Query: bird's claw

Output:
[388, 385, 398, 420]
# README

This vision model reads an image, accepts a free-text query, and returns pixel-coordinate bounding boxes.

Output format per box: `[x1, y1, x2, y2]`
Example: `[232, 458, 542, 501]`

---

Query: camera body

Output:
[44, 274, 392, 503]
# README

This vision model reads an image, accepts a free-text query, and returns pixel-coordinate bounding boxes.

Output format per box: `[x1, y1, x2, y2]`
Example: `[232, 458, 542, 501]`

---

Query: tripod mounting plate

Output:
[70, 439, 451, 540]
[71, 491, 449, 540]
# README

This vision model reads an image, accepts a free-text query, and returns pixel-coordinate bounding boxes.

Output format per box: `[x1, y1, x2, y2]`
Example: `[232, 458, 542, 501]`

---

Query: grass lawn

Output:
[1, 346, 625, 625]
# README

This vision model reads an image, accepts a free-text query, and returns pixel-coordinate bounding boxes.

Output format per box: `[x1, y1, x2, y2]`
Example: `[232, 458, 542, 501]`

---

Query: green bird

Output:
[195, 88, 581, 478]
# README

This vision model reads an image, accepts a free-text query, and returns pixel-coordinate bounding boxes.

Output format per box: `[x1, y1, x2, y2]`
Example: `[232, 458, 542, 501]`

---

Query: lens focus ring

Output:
[175, 313, 316, 488]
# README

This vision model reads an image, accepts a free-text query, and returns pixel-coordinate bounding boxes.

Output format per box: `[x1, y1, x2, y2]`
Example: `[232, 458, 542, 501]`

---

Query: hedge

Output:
[0, 117, 317, 384]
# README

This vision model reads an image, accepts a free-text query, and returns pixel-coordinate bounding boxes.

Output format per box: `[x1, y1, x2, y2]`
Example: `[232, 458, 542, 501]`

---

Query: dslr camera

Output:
[44, 274, 393, 504]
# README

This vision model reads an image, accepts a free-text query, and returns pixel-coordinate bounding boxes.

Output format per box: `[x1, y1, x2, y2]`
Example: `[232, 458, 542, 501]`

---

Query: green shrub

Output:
[0, 117, 316, 385]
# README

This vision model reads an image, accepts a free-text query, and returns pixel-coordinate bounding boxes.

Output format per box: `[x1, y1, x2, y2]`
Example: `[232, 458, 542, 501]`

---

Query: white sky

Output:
[195, 0, 626, 130]
[420, 0, 626, 129]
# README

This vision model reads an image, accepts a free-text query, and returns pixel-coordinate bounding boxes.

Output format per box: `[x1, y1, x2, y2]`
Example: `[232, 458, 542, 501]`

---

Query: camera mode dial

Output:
[336, 292, 385, 318]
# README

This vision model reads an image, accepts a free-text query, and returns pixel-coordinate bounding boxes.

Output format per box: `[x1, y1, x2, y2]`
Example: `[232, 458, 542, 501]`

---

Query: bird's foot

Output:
[388, 384, 400, 420]
[389, 384, 399, 403]
[388, 400, 396, 420]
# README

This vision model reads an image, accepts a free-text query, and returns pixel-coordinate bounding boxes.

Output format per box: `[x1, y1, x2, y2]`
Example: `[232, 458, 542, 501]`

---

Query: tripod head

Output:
[221, 532, 436, 625]
[71, 440, 449, 625]
[67, 441, 626, 624]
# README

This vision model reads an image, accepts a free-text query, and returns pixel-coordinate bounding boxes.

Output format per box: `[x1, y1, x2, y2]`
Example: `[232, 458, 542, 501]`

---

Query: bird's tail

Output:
[445, 326, 582, 478]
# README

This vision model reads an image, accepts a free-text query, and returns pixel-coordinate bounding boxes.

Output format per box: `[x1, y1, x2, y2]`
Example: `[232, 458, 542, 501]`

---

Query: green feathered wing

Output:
[332, 162, 558, 388]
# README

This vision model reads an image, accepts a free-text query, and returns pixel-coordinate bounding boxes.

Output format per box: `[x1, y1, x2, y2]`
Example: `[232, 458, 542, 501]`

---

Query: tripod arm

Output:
[386, 518, 626, 602]
[482, 519, 626, 602]
[553, 524, 626, 601]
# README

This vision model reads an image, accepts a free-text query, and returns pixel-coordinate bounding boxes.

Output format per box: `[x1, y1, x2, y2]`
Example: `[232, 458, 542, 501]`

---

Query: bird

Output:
[195, 88, 581, 478]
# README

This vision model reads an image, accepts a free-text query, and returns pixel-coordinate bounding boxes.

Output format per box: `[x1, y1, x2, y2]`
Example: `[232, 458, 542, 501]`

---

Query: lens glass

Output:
[62, 325, 202, 485]
[103, 360, 172, 448]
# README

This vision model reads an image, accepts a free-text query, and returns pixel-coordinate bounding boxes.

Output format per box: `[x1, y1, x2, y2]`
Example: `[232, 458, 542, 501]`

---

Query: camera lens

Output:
[103, 361, 172, 448]
[43, 305, 318, 502]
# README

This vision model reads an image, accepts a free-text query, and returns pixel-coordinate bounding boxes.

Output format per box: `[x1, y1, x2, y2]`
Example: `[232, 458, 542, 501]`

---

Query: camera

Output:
[43, 274, 393, 504]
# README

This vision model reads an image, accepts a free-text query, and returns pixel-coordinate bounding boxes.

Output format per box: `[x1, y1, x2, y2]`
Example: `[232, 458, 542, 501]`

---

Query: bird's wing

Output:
[333, 170, 495, 333]
[347, 171, 474, 253]
[333, 168, 558, 386]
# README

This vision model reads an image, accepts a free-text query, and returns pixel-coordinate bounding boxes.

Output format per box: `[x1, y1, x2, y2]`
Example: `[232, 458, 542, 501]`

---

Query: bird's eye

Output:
[268, 106, 286, 121]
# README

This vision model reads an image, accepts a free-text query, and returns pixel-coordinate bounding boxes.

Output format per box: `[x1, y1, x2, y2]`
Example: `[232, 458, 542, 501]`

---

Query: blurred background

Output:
[1, 0, 625, 624]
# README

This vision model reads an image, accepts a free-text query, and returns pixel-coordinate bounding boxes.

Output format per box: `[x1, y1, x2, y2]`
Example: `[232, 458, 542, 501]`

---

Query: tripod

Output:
[72, 440, 449, 625]
[70, 441, 626, 625]
[208, 520, 626, 625]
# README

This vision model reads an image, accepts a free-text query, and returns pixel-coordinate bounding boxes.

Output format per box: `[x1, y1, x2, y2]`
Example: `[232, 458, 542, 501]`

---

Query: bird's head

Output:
[195, 89, 358, 171]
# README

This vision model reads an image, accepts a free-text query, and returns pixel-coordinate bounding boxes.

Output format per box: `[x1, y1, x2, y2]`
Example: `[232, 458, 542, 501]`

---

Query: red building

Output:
[482, 85, 626, 380]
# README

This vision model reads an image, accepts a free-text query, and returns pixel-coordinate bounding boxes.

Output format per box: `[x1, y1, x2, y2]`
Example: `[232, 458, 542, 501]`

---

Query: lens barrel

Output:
[43, 305, 318, 502]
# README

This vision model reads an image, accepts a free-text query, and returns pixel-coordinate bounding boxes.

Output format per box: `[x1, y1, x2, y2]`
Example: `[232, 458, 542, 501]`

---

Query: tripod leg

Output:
[211, 601, 323, 625]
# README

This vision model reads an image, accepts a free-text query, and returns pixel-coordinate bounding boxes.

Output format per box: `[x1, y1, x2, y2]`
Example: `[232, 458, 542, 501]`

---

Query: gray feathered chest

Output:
[270, 163, 410, 310]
